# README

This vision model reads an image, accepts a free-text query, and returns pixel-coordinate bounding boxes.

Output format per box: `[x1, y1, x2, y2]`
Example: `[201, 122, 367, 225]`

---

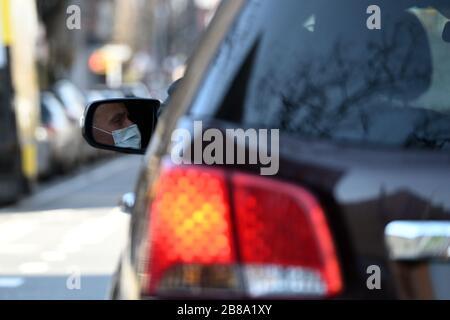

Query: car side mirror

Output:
[81, 98, 160, 155]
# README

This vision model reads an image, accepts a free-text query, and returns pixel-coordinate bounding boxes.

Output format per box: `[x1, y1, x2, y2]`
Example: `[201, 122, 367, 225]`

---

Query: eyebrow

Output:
[109, 110, 126, 124]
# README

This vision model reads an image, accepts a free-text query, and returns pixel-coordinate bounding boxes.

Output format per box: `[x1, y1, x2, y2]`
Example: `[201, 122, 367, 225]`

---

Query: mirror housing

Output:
[81, 98, 160, 155]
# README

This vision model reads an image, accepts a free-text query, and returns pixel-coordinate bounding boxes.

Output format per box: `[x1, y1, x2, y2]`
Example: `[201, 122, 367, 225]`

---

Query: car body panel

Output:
[112, 0, 450, 299]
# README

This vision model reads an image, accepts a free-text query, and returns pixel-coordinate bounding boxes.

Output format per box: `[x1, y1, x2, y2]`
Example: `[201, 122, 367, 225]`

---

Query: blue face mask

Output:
[94, 124, 142, 149]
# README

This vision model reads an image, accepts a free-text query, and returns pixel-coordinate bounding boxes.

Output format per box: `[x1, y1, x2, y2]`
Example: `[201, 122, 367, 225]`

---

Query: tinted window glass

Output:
[208, 0, 450, 151]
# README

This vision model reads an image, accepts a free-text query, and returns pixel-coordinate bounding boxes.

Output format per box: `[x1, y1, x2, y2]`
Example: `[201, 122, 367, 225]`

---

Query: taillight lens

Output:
[147, 166, 237, 294]
[232, 174, 342, 297]
[145, 164, 343, 298]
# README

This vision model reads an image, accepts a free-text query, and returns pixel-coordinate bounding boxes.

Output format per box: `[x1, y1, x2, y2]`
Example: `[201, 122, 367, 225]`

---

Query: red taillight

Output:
[145, 164, 343, 298]
[147, 167, 236, 294]
[232, 174, 342, 296]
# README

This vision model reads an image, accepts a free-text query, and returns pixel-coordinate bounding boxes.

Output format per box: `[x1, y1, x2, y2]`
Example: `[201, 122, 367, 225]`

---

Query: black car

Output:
[82, 0, 450, 300]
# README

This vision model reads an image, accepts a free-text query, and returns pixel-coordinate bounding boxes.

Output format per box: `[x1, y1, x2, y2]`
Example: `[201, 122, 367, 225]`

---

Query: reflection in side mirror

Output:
[81, 98, 160, 155]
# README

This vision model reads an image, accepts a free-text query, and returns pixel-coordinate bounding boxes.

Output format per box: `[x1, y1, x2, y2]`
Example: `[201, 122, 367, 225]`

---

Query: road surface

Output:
[0, 155, 143, 299]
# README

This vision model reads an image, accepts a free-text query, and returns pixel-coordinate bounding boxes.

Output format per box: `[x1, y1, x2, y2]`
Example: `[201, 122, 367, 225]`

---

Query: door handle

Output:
[385, 221, 450, 261]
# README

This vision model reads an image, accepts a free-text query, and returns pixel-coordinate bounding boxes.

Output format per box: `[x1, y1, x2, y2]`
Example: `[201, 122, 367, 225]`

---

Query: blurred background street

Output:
[0, 0, 219, 300]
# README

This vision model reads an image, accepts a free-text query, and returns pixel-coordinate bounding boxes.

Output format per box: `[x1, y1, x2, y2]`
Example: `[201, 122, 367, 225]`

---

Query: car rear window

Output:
[207, 0, 450, 151]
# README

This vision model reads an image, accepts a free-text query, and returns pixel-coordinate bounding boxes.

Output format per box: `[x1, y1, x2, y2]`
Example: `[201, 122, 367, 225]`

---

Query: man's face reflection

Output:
[93, 103, 135, 146]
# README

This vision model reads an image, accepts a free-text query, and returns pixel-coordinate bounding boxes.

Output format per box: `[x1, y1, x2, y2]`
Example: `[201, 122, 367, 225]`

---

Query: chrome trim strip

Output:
[385, 221, 450, 261]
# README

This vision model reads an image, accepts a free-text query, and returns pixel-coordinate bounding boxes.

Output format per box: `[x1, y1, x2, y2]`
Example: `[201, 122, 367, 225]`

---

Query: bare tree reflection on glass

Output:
[247, 8, 450, 150]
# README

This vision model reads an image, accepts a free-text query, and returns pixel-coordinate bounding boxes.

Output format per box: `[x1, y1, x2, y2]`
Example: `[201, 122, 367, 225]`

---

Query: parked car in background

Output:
[82, 0, 450, 300]
[53, 80, 86, 123]
[53, 80, 99, 163]
[119, 83, 152, 98]
[96, 89, 125, 99]
[86, 90, 106, 104]
[90, 83, 152, 99]
[35, 125, 52, 179]
[40, 91, 81, 173]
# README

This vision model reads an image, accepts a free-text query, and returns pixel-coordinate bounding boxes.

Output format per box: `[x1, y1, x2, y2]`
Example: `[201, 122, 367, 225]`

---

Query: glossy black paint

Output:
[110, 0, 450, 300]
